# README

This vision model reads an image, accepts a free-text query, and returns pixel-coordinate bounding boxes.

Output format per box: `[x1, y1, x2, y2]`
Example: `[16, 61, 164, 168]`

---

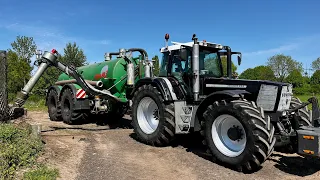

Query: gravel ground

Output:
[26, 111, 320, 180]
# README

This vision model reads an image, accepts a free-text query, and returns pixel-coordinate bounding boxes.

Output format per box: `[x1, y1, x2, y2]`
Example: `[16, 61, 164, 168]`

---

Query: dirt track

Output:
[26, 111, 320, 180]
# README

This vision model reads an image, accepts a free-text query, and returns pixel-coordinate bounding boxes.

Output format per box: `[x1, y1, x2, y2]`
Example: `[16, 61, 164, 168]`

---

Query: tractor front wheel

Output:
[132, 84, 175, 146]
[60, 88, 88, 124]
[202, 99, 276, 172]
[47, 89, 62, 121]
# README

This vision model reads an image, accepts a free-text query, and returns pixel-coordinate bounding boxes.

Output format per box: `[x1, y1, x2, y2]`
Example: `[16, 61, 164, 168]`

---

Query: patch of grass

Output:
[295, 94, 320, 109]
[23, 99, 47, 112]
[0, 123, 43, 180]
[23, 165, 59, 180]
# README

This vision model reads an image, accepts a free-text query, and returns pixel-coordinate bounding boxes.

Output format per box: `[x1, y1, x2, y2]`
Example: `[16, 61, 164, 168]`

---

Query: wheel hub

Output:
[227, 125, 244, 141]
[211, 114, 247, 157]
[137, 97, 160, 134]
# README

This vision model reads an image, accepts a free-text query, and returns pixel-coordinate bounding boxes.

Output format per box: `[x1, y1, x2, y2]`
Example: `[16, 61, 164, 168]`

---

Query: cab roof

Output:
[160, 41, 224, 53]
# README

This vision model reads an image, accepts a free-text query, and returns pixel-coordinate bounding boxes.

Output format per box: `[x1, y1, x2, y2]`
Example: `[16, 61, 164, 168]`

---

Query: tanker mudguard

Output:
[45, 85, 61, 105]
[60, 84, 90, 110]
[130, 77, 177, 102]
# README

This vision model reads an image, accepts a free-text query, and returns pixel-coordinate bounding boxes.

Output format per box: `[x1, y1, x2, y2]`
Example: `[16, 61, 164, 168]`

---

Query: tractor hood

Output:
[202, 77, 292, 112]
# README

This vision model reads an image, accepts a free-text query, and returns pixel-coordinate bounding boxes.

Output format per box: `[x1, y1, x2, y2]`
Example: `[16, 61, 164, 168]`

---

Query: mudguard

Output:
[193, 89, 251, 131]
[129, 77, 177, 102]
[60, 84, 90, 110]
[45, 85, 62, 106]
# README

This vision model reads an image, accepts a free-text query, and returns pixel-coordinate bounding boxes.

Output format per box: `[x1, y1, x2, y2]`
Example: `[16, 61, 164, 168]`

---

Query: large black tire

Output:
[290, 97, 312, 127]
[47, 89, 62, 121]
[60, 88, 89, 125]
[202, 99, 276, 172]
[132, 84, 175, 146]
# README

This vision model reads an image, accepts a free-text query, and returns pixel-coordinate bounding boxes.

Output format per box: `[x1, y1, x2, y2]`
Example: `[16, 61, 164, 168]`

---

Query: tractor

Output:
[8, 34, 320, 173]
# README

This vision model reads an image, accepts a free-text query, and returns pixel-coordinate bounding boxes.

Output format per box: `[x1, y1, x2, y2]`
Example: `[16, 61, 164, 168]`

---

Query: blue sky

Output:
[0, 0, 319, 74]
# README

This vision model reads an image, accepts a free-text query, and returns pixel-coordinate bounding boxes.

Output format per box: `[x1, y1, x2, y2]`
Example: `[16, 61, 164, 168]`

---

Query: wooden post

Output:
[0, 50, 8, 122]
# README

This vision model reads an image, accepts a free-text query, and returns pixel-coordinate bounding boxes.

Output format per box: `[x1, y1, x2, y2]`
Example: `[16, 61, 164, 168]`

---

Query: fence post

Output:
[0, 50, 8, 122]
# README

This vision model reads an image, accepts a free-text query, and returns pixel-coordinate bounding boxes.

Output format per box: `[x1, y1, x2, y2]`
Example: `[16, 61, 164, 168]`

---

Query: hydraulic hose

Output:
[126, 48, 148, 60]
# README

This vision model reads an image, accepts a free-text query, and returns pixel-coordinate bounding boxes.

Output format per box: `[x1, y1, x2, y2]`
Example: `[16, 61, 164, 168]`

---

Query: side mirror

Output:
[237, 54, 242, 66]
[180, 48, 188, 61]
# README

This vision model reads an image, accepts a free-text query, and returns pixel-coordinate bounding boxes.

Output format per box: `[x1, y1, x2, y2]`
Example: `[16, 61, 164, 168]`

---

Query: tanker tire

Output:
[47, 89, 62, 121]
[290, 96, 312, 127]
[132, 84, 175, 147]
[201, 99, 276, 172]
[61, 88, 88, 125]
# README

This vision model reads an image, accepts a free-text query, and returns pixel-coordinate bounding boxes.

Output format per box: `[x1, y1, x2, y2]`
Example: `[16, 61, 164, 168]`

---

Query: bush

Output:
[0, 123, 43, 179]
[23, 165, 59, 180]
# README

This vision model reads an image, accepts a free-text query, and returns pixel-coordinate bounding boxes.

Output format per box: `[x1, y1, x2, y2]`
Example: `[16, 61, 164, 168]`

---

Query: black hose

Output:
[126, 48, 148, 60]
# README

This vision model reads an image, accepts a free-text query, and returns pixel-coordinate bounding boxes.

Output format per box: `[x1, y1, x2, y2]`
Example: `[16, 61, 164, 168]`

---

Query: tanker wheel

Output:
[132, 84, 175, 147]
[47, 89, 62, 121]
[290, 96, 312, 127]
[60, 88, 89, 125]
[201, 99, 276, 172]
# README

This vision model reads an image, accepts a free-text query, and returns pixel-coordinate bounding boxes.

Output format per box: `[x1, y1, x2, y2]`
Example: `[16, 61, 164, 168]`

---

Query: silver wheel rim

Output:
[137, 97, 159, 134]
[211, 114, 247, 157]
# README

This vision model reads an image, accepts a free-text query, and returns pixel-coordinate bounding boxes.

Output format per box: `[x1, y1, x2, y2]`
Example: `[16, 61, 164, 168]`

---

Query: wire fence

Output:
[0, 50, 8, 121]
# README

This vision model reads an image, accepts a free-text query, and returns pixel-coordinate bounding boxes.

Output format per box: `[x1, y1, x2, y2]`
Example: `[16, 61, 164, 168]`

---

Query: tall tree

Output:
[11, 35, 37, 64]
[310, 70, 320, 85]
[221, 56, 238, 76]
[152, 55, 160, 76]
[267, 54, 303, 82]
[7, 50, 31, 94]
[204, 56, 237, 77]
[285, 69, 304, 88]
[312, 57, 320, 71]
[60, 42, 87, 67]
[239, 65, 276, 81]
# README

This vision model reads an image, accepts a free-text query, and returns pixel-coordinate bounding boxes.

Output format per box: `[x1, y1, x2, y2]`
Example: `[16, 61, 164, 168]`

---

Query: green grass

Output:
[23, 165, 59, 180]
[295, 94, 320, 109]
[0, 122, 58, 180]
[23, 99, 47, 112]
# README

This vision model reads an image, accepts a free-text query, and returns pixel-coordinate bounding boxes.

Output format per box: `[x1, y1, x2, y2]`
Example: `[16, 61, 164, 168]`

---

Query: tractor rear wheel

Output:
[202, 99, 276, 172]
[290, 96, 312, 127]
[47, 89, 62, 121]
[60, 88, 89, 124]
[132, 84, 175, 146]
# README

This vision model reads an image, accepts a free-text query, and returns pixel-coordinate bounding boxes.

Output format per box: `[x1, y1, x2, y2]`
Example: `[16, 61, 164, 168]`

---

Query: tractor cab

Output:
[159, 34, 242, 101]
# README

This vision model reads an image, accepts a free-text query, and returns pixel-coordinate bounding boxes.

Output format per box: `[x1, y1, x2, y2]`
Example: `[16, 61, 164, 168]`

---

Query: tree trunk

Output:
[0, 50, 8, 122]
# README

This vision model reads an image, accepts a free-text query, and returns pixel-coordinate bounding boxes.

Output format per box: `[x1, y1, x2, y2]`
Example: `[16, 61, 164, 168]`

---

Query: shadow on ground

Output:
[270, 153, 320, 177]
[129, 131, 320, 176]
[129, 132, 259, 173]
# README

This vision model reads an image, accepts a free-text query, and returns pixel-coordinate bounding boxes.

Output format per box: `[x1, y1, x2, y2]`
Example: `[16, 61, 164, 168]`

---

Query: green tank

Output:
[57, 55, 144, 102]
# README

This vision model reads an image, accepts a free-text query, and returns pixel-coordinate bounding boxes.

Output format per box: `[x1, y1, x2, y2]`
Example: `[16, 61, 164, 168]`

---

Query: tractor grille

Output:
[277, 85, 293, 111]
[256, 84, 292, 111]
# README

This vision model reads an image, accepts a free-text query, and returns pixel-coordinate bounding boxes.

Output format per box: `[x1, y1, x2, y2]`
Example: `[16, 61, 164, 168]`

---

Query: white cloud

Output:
[2, 22, 111, 52]
[242, 34, 320, 57]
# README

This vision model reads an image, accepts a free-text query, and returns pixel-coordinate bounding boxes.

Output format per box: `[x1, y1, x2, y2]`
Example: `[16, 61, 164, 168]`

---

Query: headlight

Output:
[256, 84, 278, 111]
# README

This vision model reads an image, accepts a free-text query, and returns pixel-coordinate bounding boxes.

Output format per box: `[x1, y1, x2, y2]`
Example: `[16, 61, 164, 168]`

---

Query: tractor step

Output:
[297, 126, 320, 157]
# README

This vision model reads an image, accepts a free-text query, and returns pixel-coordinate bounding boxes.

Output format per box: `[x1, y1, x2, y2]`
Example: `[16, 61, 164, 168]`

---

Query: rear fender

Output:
[193, 90, 250, 131]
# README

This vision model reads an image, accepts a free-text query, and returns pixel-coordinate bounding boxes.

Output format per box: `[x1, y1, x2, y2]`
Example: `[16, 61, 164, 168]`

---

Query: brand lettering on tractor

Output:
[206, 84, 247, 88]
[76, 89, 86, 99]
[94, 65, 108, 80]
